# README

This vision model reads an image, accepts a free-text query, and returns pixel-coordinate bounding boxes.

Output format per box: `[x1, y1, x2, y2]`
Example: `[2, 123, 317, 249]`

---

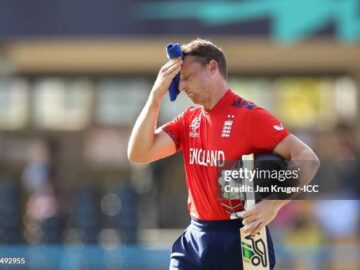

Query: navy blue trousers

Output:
[169, 218, 276, 270]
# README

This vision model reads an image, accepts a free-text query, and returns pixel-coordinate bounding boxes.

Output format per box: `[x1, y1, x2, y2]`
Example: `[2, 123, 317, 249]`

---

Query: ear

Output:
[208, 60, 218, 75]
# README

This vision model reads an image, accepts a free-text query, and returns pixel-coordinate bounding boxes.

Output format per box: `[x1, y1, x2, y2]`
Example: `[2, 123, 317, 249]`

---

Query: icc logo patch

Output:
[189, 116, 201, 138]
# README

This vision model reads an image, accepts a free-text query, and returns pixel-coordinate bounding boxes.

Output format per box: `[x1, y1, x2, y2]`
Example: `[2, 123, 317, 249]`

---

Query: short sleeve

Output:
[161, 111, 185, 152]
[247, 107, 290, 152]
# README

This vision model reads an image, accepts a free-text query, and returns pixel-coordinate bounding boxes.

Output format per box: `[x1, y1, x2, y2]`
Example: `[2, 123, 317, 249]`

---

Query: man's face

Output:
[179, 56, 211, 104]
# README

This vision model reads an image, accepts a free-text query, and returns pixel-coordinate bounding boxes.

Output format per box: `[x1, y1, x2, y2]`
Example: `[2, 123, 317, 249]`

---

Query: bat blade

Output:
[240, 227, 269, 270]
[240, 154, 270, 270]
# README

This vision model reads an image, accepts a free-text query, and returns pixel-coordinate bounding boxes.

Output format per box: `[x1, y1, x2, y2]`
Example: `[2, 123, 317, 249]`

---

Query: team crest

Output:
[221, 115, 234, 138]
[189, 116, 201, 138]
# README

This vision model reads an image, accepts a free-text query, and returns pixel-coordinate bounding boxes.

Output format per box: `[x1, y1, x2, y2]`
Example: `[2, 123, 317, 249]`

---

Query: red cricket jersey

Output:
[162, 90, 290, 220]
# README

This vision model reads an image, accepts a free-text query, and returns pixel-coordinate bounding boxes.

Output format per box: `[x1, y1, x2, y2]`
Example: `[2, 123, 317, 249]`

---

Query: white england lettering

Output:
[198, 149, 207, 166]
[189, 148, 225, 167]
[190, 148, 197, 164]
[217, 151, 225, 167]
[210, 151, 217, 166]
[206, 151, 211, 165]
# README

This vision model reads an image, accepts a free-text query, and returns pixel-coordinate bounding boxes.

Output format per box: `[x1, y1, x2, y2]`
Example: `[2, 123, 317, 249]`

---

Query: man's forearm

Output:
[275, 147, 320, 209]
[127, 57, 183, 163]
[292, 147, 320, 186]
[127, 93, 162, 162]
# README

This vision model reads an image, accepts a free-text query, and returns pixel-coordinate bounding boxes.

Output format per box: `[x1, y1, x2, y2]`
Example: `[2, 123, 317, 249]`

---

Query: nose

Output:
[179, 80, 187, 92]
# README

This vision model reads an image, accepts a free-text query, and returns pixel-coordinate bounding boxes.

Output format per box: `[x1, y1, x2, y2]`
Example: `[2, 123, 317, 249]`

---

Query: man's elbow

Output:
[302, 148, 320, 173]
[312, 152, 321, 173]
[127, 152, 139, 164]
[127, 150, 149, 164]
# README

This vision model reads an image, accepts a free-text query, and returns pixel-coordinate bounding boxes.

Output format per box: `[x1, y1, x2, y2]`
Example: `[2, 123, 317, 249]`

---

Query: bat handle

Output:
[230, 211, 245, 220]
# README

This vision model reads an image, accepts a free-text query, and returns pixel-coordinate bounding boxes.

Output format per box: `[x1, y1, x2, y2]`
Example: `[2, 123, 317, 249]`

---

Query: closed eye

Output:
[180, 74, 190, 80]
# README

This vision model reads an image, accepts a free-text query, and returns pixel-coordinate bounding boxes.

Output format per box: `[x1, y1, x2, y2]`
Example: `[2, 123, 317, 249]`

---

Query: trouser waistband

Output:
[190, 217, 244, 231]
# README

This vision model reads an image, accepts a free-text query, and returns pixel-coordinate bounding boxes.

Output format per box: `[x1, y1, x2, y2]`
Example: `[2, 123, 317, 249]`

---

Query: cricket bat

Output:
[240, 154, 270, 270]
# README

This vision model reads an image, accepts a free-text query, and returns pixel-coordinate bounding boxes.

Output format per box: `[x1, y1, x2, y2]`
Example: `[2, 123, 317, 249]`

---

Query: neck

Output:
[202, 80, 228, 110]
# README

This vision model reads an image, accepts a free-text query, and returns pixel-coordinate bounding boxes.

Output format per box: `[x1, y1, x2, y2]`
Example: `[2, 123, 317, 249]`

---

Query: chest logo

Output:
[189, 116, 201, 138]
[221, 115, 235, 138]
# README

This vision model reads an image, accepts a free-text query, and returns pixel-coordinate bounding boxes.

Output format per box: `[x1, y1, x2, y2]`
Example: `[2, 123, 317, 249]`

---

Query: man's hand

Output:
[241, 135, 319, 236]
[242, 200, 284, 235]
[151, 58, 182, 100]
[127, 58, 181, 164]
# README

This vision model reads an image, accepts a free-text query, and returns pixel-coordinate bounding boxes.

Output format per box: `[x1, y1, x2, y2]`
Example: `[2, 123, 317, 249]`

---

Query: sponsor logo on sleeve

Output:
[273, 123, 284, 131]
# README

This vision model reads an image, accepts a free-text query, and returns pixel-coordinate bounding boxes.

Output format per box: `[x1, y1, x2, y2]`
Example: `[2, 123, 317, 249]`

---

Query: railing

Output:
[0, 244, 359, 270]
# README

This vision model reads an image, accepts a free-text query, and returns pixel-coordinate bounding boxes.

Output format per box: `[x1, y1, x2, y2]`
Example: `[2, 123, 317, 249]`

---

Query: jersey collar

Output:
[202, 89, 234, 114]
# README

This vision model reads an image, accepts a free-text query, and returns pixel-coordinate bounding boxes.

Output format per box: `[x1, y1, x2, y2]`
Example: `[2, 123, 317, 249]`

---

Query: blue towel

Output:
[166, 43, 183, 101]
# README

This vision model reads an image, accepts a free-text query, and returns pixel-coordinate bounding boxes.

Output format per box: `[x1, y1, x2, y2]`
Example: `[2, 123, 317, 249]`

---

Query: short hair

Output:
[181, 39, 227, 79]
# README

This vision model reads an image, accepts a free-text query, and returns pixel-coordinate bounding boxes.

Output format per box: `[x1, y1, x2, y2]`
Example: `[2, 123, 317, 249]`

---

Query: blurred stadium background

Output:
[0, 0, 359, 269]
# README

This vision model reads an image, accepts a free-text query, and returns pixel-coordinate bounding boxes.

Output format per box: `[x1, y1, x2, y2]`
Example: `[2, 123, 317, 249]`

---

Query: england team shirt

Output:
[162, 90, 290, 220]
